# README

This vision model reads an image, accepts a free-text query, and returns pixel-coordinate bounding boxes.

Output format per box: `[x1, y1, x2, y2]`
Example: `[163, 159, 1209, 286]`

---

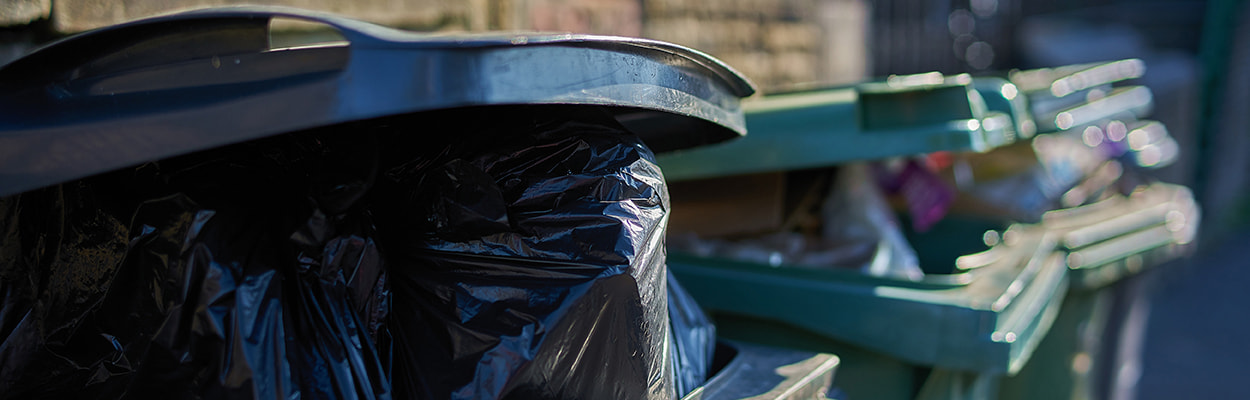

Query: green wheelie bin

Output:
[658, 73, 1065, 400]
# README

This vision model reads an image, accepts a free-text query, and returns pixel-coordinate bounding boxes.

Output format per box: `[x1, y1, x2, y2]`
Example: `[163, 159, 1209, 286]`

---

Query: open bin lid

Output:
[655, 73, 1017, 182]
[1009, 59, 1152, 133]
[1040, 182, 1199, 289]
[0, 6, 755, 197]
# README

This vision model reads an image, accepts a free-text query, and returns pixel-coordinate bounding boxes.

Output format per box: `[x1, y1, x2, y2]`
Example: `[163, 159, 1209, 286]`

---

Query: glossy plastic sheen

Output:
[0, 6, 755, 197]
[0, 106, 684, 399]
[683, 342, 839, 400]
[669, 270, 718, 397]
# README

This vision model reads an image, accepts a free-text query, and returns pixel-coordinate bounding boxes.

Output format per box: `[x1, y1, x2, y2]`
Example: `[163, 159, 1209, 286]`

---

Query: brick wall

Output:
[44, 0, 485, 32]
[497, 0, 642, 37]
[491, 0, 869, 91]
[0, 0, 48, 25]
[0, 0, 867, 91]
[641, 0, 867, 91]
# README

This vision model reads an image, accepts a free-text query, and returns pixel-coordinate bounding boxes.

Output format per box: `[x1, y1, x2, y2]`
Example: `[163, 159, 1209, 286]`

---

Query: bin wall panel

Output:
[668, 226, 1070, 376]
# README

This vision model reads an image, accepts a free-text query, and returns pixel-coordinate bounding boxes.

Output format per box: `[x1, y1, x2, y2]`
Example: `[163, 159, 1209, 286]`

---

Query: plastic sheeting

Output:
[376, 107, 673, 400]
[964, 134, 1122, 223]
[0, 106, 692, 399]
[0, 133, 392, 399]
[668, 164, 924, 281]
[667, 270, 715, 397]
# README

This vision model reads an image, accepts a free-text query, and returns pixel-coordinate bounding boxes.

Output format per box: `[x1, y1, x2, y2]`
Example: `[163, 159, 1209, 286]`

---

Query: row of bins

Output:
[0, 6, 1199, 400]
[657, 59, 1197, 400]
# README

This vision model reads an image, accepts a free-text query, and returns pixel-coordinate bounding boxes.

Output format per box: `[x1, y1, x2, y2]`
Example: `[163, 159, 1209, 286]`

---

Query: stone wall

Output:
[641, 0, 867, 91]
[497, 0, 643, 37]
[0, 0, 867, 90]
[0, 0, 47, 25]
[36, 0, 485, 32]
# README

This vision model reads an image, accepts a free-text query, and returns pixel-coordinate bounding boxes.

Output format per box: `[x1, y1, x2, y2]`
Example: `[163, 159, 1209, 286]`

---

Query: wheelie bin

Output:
[657, 73, 1068, 400]
[993, 60, 1198, 400]
[658, 73, 1022, 182]
[0, 7, 838, 399]
[659, 60, 1199, 399]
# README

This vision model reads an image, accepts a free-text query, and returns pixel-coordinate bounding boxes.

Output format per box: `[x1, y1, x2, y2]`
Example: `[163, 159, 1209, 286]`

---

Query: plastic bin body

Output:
[656, 72, 1063, 400]
[990, 60, 1198, 400]
[661, 61, 1196, 400]
[657, 73, 1023, 183]
[999, 183, 1198, 400]
[669, 224, 1069, 400]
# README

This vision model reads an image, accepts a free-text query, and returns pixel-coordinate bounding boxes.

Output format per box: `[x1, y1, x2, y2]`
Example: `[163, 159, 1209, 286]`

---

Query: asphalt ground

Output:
[1115, 229, 1250, 399]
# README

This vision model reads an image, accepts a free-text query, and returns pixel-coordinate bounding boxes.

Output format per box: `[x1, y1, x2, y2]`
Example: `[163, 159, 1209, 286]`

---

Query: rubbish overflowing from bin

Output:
[0, 4, 1204, 400]
[0, 7, 841, 400]
[0, 104, 676, 399]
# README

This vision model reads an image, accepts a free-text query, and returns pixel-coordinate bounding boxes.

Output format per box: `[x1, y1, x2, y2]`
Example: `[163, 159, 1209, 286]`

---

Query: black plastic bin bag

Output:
[0, 106, 679, 400]
[0, 131, 393, 399]
[0, 7, 761, 399]
[374, 107, 673, 400]
[667, 270, 716, 398]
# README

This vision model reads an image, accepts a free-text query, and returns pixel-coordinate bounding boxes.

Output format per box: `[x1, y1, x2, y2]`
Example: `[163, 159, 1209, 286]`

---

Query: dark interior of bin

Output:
[1, 102, 727, 398]
[709, 342, 738, 378]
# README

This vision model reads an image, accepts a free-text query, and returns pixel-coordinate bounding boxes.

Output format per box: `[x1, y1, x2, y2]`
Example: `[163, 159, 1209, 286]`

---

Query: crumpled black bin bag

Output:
[0, 105, 680, 400]
[373, 107, 672, 400]
[666, 270, 716, 397]
[0, 132, 392, 399]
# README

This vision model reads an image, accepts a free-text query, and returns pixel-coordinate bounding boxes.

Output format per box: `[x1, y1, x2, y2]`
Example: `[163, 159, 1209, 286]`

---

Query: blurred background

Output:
[0, 0, 1245, 398]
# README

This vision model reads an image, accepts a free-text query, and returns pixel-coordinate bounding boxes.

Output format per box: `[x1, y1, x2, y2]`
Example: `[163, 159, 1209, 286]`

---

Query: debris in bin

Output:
[669, 164, 924, 281]
[873, 158, 956, 232]
[821, 164, 924, 280]
[951, 133, 1113, 223]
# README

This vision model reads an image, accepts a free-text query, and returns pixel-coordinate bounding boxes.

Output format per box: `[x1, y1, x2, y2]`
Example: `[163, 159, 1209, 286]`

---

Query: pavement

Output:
[1115, 229, 1250, 399]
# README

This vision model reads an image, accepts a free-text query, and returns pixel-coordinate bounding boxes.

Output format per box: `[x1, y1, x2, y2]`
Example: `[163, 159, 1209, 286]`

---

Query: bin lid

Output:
[657, 73, 1014, 181]
[1009, 59, 1152, 133]
[1041, 182, 1199, 289]
[0, 6, 755, 197]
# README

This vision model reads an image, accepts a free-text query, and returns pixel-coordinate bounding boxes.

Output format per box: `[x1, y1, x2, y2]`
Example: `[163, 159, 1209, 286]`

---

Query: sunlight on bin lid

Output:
[1009, 59, 1145, 95]
[657, 72, 1021, 182]
[0, 6, 756, 197]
